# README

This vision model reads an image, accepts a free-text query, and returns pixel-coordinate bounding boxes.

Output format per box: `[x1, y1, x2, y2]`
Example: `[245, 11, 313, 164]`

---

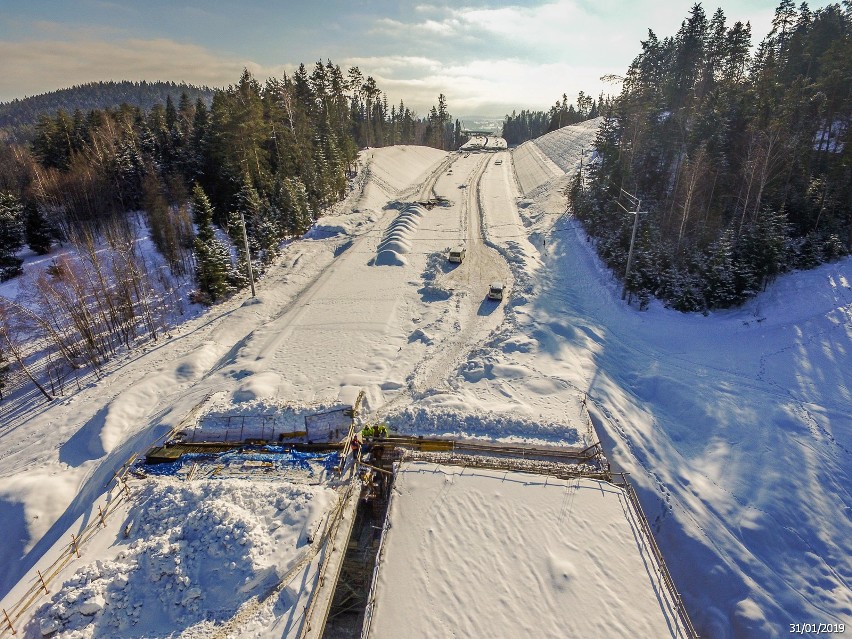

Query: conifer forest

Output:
[574, 2, 851, 311]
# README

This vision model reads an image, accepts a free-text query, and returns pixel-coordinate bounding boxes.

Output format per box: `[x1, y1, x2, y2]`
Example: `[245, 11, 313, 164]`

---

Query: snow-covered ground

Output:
[27, 467, 341, 639]
[367, 462, 685, 638]
[1, 127, 850, 639]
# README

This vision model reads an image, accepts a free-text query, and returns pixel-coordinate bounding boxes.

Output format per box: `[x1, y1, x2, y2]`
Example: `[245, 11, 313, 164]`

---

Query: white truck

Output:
[448, 246, 466, 263]
[487, 281, 505, 300]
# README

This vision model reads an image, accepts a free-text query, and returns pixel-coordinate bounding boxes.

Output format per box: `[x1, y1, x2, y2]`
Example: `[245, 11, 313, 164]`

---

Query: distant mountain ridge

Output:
[0, 80, 216, 140]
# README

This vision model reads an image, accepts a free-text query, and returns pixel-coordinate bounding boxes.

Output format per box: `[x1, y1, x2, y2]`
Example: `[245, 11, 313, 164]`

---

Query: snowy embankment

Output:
[512, 117, 602, 196]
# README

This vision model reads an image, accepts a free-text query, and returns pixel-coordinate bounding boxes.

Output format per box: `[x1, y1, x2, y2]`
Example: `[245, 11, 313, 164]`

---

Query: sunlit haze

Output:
[2, 1, 778, 116]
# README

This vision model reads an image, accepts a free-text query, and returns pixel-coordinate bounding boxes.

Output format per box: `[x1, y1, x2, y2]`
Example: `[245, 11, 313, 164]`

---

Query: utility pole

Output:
[578, 147, 584, 191]
[619, 189, 644, 301]
[238, 211, 256, 298]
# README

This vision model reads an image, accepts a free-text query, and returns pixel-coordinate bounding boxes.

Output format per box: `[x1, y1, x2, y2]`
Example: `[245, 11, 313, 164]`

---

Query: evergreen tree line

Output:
[0, 63, 459, 401]
[0, 63, 458, 293]
[0, 80, 215, 142]
[501, 91, 611, 145]
[574, 1, 851, 311]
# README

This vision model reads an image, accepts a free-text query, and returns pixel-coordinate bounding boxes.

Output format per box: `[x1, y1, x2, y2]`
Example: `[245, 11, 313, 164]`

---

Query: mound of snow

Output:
[374, 204, 426, 267]
[30, 476, 338, 638]
[384, 406, 582, 445]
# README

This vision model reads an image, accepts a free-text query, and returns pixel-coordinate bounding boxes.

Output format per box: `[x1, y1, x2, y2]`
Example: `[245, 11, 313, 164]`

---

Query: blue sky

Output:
[1, 0, 782, 116]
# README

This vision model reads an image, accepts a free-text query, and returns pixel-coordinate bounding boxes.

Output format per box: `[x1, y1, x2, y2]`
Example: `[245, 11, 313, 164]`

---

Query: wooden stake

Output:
[37, 570, 49, 595]
[2, 608, 15, 635]
[98, 505, 106, 527]
[71, 533, 80, 558]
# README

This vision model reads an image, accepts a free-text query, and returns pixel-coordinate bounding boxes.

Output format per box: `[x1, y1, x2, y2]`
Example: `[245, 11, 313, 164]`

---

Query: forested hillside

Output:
[575, 1, 851, 311]
[0, 81, 215, 142]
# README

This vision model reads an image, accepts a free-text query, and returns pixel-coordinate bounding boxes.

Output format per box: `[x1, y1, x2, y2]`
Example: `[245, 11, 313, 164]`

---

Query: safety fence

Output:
[612, 473, 700, 639]
[0, 453, 138, 638]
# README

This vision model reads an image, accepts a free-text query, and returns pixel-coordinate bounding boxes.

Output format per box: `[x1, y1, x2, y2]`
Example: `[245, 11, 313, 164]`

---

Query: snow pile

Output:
[305, 208, 379, 241]
[30, 476, 338, 638]
[373, 204, 426, 266]
[384, 405, 582, 445]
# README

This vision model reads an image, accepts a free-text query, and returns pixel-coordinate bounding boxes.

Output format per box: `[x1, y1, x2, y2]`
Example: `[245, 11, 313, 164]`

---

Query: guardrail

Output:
[612, 473, 700, 639]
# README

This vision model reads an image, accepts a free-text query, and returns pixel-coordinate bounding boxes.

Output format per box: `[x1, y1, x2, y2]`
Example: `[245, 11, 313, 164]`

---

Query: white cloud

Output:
[343, 55, 442, 76]
[348, 54, 617, 116]
[0, 37, 285, 100]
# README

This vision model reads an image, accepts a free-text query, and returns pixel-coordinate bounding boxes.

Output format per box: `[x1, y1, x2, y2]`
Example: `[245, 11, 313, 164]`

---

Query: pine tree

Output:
[702, 228, 739, 307]
[24, 200, 54, 254]
[0, 193, 25, 281]
[191, 184, 232, 303]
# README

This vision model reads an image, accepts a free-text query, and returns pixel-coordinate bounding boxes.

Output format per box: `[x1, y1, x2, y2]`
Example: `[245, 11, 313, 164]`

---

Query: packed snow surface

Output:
[367, 462, 686, 639]
[1, 128, 850, 639]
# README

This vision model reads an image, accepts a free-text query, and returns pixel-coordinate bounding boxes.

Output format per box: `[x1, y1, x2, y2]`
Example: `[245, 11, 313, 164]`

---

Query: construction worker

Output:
[350, 434, 361, 458]
[376, 423, 388, 438]
[361, 425, 374, 439]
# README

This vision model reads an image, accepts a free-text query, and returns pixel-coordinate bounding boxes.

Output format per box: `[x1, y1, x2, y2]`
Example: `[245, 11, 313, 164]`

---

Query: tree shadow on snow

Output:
[59, 405, 108, 467]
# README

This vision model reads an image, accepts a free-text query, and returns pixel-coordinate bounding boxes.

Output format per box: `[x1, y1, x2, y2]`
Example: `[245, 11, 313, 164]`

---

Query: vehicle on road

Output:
[487, 281, 505, 300]
[495, 159, 502, 165]
[448, 246, 466, 263]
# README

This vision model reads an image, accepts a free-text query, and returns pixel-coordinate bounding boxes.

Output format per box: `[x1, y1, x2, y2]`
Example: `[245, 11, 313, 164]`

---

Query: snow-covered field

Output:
[1, 127, 850, 639]
[367, 462, 685, 638]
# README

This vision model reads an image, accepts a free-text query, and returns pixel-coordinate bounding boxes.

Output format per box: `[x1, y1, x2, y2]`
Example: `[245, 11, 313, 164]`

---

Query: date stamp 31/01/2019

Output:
[790, 623, 846, 635]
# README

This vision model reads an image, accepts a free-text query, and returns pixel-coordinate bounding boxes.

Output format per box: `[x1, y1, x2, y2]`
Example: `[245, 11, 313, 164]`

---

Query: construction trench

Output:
[137, 430, 701, 639]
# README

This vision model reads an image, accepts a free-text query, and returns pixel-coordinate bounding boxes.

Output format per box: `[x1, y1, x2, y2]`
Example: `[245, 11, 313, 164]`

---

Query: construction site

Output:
[1, 395, 698, 639]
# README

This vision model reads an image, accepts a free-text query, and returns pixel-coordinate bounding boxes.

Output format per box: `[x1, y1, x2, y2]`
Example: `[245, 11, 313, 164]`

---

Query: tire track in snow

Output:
[405, 154, 513, 399]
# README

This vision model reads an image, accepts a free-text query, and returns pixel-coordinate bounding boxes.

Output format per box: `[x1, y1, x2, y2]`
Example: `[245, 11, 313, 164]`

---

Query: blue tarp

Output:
[142, 448, 340, 478]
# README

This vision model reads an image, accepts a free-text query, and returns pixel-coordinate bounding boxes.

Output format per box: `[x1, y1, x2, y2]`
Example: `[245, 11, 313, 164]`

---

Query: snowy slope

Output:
[511, 117, 602, 195]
